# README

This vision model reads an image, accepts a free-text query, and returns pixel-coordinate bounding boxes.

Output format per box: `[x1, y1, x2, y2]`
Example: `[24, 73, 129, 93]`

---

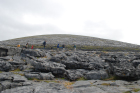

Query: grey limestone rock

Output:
[61, 60, 89, 69]
[12, 75, 27, 82]
[132, 60, 140, 68]
[0, 61, 13, 71]
[7, 47, 22, 56]
[50, 53, 67, 62]
[85, 70, 108, 80]
[0, 56, 12, 61]
[39, 72, 54, 80]
[25, 73, 40, 80]
[65, 69, 88, 81]
[21, 49, 46, 57]
[0, 72, 32, 92]
[31, 60, 66, 74]
[25, 72, 54, 80]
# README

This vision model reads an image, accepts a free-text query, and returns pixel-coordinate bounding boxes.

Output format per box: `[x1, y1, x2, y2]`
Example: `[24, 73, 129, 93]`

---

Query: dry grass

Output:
[61, 81, 75, 89]
[101, 83, 111, 86]
[10, 68, 21, 72]
[77, 77, 86, 81]
[133, 88, 140, 92]
[103, 76, 120, 81]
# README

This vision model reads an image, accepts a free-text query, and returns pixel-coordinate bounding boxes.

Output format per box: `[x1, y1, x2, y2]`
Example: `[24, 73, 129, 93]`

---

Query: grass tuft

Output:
[133, 88, 140, 92]
[102, 75, 120, 81]
[10, 68, 21, 72]
[62, 81, 75, 89]
[77, 77, 86, 81]
[123, 91, 131, 93]
[101, 83, 110, 86]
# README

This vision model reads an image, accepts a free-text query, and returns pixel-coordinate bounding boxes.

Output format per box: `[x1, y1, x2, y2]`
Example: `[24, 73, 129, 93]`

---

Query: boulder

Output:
[7, 47, 22, 56]
[0, 47, 8, 57]
[49, 53, 67, 62]
[0, 72, 13, 81]
[65, 69, 88, 81]
[61, 60, 89, 69]
[21, 49, 46, 57]
[12, 75, 27, 82]
[0, 60, 26, 71]
[132, 60, 140, 68]
[9, 61, 25, 66]
[0, 72, 32, 92]
[24, 73, 40, 80]
[69, 54, 89, 62]
[88, 62, 104, 70]
[39, 72, 54, 80]
[0, 61, 13, 71]
[31, 60, 66, 75]
[25, 72, 54, 80]
[85, 70, 108, 80]
[0, 56, 12, 61]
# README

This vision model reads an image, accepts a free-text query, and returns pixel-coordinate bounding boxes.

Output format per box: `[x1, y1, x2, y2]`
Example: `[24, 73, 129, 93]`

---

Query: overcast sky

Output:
[0, 0, 140, 45]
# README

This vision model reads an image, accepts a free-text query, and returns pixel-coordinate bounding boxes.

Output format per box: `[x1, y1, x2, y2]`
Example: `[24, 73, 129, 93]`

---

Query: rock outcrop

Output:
[0, 46, 140, 93]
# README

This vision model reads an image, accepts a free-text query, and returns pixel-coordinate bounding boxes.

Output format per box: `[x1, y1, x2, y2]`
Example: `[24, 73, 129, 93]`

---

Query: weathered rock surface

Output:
[1, 46, 140, 92]
[1, 80, 140, 93]
[21, 49, 46, 57]
[65, 69, 88, 81]
[0, 72, 32, 92]
[85, 70, 109, 80]
[24, 72, 54, 80]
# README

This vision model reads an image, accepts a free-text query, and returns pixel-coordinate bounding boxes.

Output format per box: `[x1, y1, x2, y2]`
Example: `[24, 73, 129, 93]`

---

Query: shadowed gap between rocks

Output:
[0, 48, 8, 57]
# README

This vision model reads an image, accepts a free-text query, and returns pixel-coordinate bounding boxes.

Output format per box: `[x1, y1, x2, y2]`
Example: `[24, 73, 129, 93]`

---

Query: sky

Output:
[0, 0, 140, 45]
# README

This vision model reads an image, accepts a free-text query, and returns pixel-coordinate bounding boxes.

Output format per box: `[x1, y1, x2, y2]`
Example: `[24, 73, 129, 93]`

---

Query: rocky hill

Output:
[0, 34, 140, 48]
[0, 35, 140, 93]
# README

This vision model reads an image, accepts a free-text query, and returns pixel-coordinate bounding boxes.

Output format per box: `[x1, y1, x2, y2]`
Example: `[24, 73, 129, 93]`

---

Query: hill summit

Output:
[0, 34, 139, 48]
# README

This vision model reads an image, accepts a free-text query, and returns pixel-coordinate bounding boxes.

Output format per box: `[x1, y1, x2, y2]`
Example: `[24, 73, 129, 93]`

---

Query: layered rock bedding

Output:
[0, 46, 140, 93]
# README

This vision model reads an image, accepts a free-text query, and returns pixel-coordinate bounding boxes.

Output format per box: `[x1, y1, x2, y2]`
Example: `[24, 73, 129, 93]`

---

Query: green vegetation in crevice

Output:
[101, 83, 111, 86]
[123, 91, 131, 93]
[76, 77, 86, 81]
[44, 80, 59, 83]
[102, 75, 121, 81]
[133, 88, 140, 92]
[10, 68, 21, 72]
[27, 77, 40, 81]
[123, 88, 140, 93]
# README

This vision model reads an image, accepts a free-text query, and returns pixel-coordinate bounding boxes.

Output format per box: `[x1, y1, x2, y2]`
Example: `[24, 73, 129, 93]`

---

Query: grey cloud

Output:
[83, 21, 123, 41]
[0, 22, 64, 41]
[0, 0, 64, 18]
[0, 15, 64, 41]
[0, 0, 65, 41]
